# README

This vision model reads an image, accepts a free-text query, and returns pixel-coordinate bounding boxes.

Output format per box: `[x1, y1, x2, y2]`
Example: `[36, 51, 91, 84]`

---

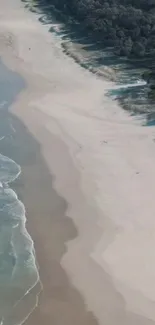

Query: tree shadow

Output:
[22, 0, 154, 119]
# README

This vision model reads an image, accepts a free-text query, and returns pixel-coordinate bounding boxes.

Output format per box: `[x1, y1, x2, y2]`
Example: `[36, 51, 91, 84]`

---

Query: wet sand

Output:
[0, 110, 98, 325]
[1, 0, 155, 324]
[4, 105, 154, 325]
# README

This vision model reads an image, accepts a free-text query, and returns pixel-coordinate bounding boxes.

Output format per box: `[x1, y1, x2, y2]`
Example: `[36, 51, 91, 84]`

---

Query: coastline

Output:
[4, 111, 99, 325]
[0, 60, 41, 325]
[1, 0, 155, 324]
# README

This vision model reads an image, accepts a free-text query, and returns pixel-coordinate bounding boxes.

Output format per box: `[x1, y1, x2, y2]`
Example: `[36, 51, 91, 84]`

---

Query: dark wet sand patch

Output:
[1, 108, 154, 325]
[0, 110, 99, 325]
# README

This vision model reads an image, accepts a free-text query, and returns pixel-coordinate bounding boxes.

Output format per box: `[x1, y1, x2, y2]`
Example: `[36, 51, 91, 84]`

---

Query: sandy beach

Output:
[1, 0, 155, 324]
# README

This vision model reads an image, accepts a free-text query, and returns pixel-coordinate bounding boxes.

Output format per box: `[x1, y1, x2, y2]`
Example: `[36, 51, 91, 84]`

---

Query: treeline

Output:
[34, 0, 155, 58]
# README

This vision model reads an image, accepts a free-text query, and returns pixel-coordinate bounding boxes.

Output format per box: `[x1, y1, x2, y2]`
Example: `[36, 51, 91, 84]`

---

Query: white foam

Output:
[114, 79, 146, 89]
[0, 155, 40, 324]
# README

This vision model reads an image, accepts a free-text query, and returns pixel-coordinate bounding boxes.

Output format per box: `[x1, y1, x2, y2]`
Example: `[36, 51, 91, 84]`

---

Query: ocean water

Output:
[0, 60, 40, 325]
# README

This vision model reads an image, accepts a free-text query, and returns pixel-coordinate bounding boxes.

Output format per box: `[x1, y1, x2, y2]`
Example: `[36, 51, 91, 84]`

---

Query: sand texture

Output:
[0, 0, 155, 324]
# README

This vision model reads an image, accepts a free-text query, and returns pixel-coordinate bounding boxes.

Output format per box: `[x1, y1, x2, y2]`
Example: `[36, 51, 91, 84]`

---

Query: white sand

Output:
[1, 0, 155, 323]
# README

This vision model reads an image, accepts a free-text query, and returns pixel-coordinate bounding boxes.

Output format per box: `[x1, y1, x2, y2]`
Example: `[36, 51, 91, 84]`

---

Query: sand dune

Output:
[1, 0, 155, 323]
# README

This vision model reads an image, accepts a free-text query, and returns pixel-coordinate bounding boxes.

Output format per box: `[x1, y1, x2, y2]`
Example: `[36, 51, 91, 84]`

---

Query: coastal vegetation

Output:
[32, 0, 155, 99]
[33, 0, 155, 59]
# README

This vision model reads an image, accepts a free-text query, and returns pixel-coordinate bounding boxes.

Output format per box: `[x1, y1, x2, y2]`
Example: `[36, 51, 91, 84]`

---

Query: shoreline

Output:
[1, 0, 155, 324]
[0, 61, 42, 325]
[6, 111, 99, 325]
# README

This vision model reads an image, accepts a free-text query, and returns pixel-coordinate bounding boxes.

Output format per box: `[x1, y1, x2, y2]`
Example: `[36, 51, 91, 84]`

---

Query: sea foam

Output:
[0, 154, 40, 325]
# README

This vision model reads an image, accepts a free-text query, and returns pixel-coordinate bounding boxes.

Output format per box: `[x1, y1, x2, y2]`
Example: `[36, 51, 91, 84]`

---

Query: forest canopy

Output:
[34, 0, 155, 58]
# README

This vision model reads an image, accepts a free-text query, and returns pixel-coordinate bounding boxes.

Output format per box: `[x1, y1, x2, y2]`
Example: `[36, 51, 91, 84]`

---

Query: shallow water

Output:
[0, 60, 40, 325]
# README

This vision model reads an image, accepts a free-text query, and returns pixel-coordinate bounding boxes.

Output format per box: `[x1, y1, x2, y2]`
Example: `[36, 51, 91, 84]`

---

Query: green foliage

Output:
[34, 0, 155, 58]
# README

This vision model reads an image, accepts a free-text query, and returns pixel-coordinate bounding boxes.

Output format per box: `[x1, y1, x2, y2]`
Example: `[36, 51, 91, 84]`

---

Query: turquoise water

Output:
[0, 60, 40, 325]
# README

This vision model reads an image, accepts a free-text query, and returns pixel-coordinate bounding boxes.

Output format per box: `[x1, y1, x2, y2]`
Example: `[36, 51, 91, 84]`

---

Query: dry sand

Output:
[1, 0, 155, 324]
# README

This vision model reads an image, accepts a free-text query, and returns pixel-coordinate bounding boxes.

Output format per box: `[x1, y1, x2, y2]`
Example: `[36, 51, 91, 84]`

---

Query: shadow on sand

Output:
[21, 0, 155, 125]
